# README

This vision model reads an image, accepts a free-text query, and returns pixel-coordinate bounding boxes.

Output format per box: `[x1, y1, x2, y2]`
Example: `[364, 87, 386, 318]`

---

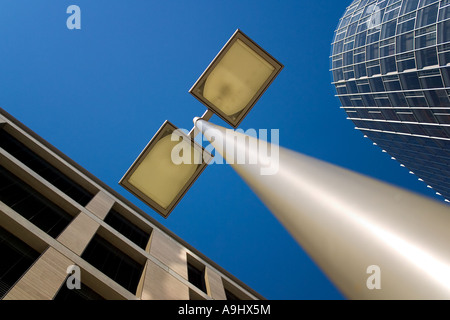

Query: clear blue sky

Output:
[0, 0, 444, 300]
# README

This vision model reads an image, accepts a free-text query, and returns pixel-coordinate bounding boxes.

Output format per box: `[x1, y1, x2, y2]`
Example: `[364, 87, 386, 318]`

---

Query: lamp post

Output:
[194, 118, 450, 299]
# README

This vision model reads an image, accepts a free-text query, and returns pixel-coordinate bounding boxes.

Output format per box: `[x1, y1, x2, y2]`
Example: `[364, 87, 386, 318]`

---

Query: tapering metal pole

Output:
[194, 117, 450, 300]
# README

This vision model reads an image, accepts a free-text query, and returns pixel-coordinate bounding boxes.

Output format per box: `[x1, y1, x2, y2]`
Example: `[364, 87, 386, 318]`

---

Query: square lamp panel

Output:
[120, 121, 212, 218]
[189, 29, 283, 128]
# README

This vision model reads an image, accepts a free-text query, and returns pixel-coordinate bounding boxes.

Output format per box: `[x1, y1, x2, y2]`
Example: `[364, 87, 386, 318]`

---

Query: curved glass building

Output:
[331, 0, 450, 202]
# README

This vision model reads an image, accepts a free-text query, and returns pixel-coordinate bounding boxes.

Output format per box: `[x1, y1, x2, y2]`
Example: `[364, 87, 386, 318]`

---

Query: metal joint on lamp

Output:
[189, 29, 284, 128]
[119, 121, 212, 218]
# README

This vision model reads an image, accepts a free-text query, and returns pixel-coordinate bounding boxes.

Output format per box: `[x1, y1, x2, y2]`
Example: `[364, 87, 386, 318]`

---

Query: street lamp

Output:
[120, 29, 282, 218]
[119, 121, 212, 218]
[189, 29, 283, 128]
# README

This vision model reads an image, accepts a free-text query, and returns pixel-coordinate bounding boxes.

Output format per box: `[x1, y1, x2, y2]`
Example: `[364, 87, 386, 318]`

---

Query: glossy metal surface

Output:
[195, 118, 450, 299]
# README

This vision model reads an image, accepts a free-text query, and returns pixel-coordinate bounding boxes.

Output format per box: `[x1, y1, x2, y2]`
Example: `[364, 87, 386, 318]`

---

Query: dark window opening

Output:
[225, 288, 241, 300]
[416, 3, 439, 28]
[419, 75, 444, 89]
[187, 262, 207, 294]
[81, 235, 144, 294]
[54, 280, 105, 300]
[0, 130, 93, 206]
[189, 288, 206, 300]
[0, 165, 73, 238]
[399, 72, 421, 90]
[0, 226, 40, 299]
[104, 209, 150, 251]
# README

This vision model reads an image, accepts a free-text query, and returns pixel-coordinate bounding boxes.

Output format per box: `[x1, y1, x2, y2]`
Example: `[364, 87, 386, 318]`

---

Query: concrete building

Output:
[331, 0, 450, 202]
[0, 107, 263, 300]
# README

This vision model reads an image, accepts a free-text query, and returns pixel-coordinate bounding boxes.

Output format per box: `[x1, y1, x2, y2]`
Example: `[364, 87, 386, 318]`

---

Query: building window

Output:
[54, 280, 105, 300]
[222, 279, 252, 300]
[0, 226, 40, 299]
[399, 71, 421, 90]
[438, 49, 450, 66]
[424, 90, 450, 107]
[381, 20, 397, 39]
[383, 78, 402, 91]
[419, 74, 444, 89]
[225, 288, 241, 300]
[397, 57, 416, 72]
[416, 47, 439, 69]
[400, 0, 419, 15]
[416, 3, 439, 28]
[0, 165, 73, 238]
[388, 92, 408, 107]
[103, 209, 151, 251]
[355, 62, 368, 78]
[0, 129, 93, 206]
[437, 20, 450, 44]
[413, 109, 438, 123]
[81, 235, 144, 294]
[415, 30, 436, 49]
[434, 112, 450, 124]
[369, 77, 386, 92]
[187, 261, 207, 294]
[396, 32, 414, 53]
[381, 56, 397, 74]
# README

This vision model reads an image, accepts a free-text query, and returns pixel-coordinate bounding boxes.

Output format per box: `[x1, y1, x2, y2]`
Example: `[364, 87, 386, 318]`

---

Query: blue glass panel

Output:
[416, 3, 439, 28]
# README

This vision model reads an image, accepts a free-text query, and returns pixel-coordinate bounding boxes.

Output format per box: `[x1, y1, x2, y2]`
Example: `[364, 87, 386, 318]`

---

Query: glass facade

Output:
[331, 0, 450, 202]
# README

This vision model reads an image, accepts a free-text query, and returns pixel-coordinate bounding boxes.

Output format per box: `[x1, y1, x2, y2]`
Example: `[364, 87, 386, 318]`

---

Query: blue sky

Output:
[0, 0, 444, 300]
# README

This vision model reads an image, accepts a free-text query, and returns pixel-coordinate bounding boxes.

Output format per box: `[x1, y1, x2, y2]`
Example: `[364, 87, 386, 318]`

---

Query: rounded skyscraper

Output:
[331, 0, 450, 202]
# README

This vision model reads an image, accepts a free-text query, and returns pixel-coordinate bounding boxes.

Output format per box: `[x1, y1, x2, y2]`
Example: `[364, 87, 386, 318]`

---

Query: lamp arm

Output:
[189, 109, 214, 138]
